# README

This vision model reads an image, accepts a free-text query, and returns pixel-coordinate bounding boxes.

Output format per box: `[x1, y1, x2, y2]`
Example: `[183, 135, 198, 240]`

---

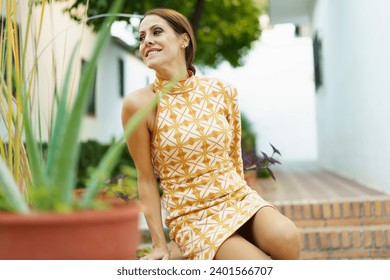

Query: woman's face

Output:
[139, 15, 188, 72]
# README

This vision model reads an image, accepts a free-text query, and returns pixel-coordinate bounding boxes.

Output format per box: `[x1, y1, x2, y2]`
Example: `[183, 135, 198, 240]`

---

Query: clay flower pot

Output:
[0, 199, 140, 260]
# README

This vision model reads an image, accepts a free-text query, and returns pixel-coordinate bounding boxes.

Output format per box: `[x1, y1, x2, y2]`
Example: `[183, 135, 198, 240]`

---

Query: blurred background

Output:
[2, 0, 390, 259]
[7, 0, 386, 194]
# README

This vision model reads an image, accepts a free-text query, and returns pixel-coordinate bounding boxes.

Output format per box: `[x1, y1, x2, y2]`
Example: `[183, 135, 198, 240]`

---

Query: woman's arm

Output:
[121, 89, 168, 260]
[225, 84, 245, 179]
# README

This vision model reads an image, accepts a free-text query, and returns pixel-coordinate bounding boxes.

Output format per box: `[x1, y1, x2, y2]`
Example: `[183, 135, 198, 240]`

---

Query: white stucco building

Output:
[205, 24, 318, 162]
[269, 0, 390, 193]
[2, 1, 153, 143]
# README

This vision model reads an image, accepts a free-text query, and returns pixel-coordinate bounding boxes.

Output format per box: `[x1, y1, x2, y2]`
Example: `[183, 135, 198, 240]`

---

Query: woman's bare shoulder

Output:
[122, 84, 154, 113]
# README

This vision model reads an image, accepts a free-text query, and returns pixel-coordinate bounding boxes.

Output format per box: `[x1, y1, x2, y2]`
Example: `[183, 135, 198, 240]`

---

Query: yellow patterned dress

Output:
[151, 73, 273, 260]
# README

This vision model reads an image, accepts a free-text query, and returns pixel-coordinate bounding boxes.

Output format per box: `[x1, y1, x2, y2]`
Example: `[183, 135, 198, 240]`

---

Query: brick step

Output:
[274, 196, 390, 227]
[299, 224, 390, 259]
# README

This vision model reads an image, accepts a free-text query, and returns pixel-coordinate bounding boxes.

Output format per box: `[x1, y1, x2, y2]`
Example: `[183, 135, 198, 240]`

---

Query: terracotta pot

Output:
[0, 199, 140, 260]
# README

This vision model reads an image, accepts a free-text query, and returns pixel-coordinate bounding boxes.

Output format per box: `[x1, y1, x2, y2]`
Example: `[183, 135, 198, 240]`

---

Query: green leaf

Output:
[49, 0, 125, 206]
[0, 156, 29, 213]
[21, 84, 48, 191]
[45, 43, 79, 178]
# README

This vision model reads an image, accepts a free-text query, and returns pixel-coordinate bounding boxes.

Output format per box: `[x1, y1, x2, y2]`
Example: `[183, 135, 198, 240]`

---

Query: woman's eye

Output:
[138, 29, 161, 42]
[154, 29, 163, 35]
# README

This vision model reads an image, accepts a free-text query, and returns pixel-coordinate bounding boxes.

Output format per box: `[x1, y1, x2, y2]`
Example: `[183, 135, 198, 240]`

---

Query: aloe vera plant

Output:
[0, 0, 158, 213]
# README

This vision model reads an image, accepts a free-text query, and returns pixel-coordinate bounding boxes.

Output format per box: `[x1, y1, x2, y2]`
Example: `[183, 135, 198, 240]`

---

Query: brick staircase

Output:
[274, 197, 390, 259]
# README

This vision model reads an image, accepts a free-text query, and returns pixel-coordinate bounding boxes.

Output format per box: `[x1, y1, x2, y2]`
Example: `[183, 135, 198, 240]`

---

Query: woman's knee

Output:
[252, 207, 301, 259]
[270, 219, 301, 259]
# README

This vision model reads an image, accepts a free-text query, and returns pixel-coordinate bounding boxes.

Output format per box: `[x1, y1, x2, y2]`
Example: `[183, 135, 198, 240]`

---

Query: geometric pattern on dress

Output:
[151, 72, 273, 260]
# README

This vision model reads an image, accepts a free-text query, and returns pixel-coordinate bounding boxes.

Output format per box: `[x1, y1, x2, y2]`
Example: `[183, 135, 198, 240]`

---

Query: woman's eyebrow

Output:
[139, 24, 159, 33]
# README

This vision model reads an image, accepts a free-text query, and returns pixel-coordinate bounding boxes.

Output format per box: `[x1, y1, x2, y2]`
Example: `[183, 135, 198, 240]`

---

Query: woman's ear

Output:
[180, 33, 190, 48]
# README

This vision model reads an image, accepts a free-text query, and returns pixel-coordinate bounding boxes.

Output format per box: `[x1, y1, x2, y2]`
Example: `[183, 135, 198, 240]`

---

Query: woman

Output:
[121, 8, 301, 260]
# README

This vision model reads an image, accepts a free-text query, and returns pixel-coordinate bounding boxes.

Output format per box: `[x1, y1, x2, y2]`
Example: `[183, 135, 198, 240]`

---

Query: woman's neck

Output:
[156, 66, 189, 81]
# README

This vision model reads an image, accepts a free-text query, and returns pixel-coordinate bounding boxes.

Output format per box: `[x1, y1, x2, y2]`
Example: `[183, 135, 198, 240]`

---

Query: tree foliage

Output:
[57, 0, 266, 68]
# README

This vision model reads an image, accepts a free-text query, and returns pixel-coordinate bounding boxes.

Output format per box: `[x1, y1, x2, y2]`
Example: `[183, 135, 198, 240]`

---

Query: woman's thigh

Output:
[214, 233, 270, 260]
[247, 206, 301, 259]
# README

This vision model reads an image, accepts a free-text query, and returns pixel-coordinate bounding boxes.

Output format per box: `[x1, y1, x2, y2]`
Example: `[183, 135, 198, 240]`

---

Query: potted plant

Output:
[0, 0, 153, 260]
[241, 113, 281, 186]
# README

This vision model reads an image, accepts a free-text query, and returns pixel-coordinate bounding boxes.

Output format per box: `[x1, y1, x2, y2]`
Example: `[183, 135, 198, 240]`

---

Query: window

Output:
[313, 32, 323, 90]
[118, 58, 125, 98]
[81, 59, 97, 116]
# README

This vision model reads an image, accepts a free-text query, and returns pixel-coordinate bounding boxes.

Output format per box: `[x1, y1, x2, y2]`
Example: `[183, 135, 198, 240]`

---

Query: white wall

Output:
[205, 25, 318, 161]
[313, 0, 390, 193]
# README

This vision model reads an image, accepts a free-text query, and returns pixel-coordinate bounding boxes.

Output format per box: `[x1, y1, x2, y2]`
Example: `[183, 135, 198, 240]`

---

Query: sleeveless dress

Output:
[151, 73, 274, 260]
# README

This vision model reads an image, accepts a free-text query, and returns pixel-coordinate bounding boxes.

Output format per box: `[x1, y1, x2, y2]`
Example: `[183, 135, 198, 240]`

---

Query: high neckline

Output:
[153, 71, 197, 95]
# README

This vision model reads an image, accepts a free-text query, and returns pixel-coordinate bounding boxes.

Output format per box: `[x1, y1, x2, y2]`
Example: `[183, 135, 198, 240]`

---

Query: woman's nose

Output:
[144, 34, 154, 45]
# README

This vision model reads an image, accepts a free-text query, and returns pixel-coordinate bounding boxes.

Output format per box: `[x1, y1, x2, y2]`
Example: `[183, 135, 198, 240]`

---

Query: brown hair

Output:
[141, 8, 197, 74]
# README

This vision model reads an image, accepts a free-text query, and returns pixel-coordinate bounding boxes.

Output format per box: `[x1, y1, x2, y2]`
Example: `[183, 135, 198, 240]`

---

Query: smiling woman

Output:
[137, 10, 195, 80]
[121, 8, 301, 261]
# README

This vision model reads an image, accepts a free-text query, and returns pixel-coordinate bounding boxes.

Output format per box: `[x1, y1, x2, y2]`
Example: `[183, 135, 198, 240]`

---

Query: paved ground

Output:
[254, 161, 389, 204]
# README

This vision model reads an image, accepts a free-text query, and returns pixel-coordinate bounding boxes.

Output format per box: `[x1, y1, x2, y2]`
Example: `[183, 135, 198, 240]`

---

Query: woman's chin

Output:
[144, 56, 160, 68]
[145, 61, 159, 71]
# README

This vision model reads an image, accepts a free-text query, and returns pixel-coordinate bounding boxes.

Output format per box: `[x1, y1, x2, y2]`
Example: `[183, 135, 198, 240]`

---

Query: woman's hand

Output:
[140, 247, 170, 260]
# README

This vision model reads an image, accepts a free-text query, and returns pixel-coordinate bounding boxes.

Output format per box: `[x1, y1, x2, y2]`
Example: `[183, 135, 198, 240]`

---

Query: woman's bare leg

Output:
[168, 207, 301, 260]
[250, 206, 301, 259]
[167, 241, 184, 260]
[214, 233, 270, 260]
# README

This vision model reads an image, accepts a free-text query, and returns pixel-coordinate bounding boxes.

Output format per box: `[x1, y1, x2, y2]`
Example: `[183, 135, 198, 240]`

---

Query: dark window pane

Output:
[118, 58, 125, 98]
[81, 59, 97, 116]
